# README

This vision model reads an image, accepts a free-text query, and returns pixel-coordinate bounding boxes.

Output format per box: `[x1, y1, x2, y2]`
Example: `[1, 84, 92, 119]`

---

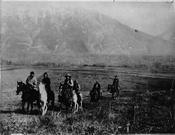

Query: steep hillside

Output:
[1, 2, 175, 65]
[159, 27, 175, 45]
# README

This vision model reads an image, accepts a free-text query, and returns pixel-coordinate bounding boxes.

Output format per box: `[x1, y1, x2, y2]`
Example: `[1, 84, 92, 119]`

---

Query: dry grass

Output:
[0, 65, 175, 134]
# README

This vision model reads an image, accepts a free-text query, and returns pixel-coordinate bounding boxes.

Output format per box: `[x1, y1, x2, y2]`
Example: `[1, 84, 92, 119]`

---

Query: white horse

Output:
[72, 90, 83, 113]
[39, 82, 48, 116]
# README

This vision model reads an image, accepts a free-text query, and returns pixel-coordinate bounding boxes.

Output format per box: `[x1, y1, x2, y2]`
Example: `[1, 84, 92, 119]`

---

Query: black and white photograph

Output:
[0, 0, 175, 134]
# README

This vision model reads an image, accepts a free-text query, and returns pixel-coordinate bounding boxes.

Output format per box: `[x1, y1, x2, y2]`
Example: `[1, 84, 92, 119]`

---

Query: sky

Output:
[1, 0, 174, 1]
[83, 2, 175, 36]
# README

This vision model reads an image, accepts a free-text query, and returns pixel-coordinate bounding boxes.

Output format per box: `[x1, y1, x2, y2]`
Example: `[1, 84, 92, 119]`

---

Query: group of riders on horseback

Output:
[16, 71, 120, 114]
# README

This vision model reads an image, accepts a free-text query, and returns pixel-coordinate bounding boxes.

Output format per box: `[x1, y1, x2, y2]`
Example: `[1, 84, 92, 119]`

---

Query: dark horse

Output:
[58, 83, 73, 111]
[90, 88, 100, 102]
[107, 84, 119, 99]
[16, 81, 40, 113]
[47, 90, 55, 109]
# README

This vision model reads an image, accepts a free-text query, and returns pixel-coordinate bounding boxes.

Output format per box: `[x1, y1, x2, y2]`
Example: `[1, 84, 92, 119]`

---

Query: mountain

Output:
[159, 27, 175, 45]
[1, 2, 175, 65]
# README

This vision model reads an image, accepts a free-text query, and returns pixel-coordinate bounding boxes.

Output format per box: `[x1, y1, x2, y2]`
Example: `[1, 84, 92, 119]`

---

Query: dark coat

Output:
[92, 82, 101, 96]
[42, 77, 51, 91]
[73, 81, 80, 94]
[113, 78, 119, 90]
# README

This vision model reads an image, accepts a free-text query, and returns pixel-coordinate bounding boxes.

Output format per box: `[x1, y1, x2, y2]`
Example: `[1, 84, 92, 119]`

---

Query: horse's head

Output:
[16, 81, 25, 95]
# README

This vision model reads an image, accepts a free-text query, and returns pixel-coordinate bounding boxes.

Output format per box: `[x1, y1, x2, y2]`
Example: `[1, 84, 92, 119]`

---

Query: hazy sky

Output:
[82, 2, 175, 36]
[1, 0, 174, 1]
[2, 1, 175, 37]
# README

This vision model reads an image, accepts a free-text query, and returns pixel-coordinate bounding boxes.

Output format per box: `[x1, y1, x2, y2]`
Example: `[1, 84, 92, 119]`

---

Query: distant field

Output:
[0, 65, 175, 134]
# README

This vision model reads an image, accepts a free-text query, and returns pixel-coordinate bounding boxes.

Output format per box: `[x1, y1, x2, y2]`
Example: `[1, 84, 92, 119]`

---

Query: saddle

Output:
[26, 85, 40, 100]
[108, 84, 118, 93]
[62, 85, 73, 100]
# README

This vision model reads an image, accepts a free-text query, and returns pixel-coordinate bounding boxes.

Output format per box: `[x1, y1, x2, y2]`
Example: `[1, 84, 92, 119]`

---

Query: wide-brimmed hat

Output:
[65, 73, 71, 77]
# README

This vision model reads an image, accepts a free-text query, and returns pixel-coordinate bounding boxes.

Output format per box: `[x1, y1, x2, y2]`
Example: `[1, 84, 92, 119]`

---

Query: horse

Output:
[38, 82, 48, 116]
[47, 89, 55, 109]
[72, 90, 83, 113]
[58, 83, 83, 113]
[107, 84, 119, 99]
[16, 81, 40, 113]
[90, 88, 100, 102]
[58, 83, 73, 111]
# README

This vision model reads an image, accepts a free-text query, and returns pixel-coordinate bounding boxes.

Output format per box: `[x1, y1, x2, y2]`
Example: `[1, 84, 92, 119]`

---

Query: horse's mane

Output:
[19, 81, 27, 87]
[38, 82, 47, 103]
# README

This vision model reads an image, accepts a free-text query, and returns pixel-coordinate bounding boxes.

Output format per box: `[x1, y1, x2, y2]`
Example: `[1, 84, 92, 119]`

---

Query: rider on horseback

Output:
[92, 81, 101, 98]
[61, 73, 74, 97]
[64, 73, 74, 89]
[42, 72, 52, 102]
[113, 75, 119, 92]
[26, 71, 38, 91]
[42, 72, 51, 92]
[26, 71, 40, 107]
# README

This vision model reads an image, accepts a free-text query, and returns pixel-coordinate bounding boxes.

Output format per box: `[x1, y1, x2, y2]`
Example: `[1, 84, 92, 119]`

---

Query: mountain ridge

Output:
[1, 5, 175, 65]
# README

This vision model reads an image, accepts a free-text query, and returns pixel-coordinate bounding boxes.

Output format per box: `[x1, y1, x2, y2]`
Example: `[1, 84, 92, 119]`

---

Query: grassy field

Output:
[0, 65, 175, 134]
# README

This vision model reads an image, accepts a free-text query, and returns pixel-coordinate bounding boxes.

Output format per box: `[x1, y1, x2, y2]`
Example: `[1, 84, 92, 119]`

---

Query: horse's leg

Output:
[112, 92, 114, 99]
[37, 99, 40, 109]
[170, 102, 174, 120]
[31, 101, 33, 113]
[42, 103, 47, 116]
[41, 105, 44, 115]
[173, 105, 175, 120]
[80, 95, 83, 111]
[27, 102, 30, 113]
[22, 101, 25, 112]
[50, 93, 54, 110]
[78, 94, 83, 111]
[76, 103, 79, 113]
[40, 101, 43, 115]
[116, 90, 119, 99]
[114, 91, 117, 99]
[52, 94, 55, 109]
[75, 101, 78, 112]
[80, 101, 83, 111]
[74, 101, 76, 113]
[51, 99, 54, 110]
[73, 103, 78, 114]
[90, 96, 92, 102]
[44, 104, 48, 115]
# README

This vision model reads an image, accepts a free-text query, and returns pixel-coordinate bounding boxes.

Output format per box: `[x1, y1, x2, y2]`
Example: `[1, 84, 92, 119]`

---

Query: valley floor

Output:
[0, 65, 175, 134]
